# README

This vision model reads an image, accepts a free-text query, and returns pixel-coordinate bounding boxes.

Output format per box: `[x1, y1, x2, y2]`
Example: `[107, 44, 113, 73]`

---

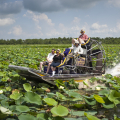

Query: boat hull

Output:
[8, 65, 102, 85]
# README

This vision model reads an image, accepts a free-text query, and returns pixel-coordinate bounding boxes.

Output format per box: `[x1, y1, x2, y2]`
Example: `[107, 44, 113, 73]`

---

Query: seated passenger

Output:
[65, 40, 83, 65]
[72, 29, 89, 46]
[50, 49, 63, 76]
[39, 49, 56, 73]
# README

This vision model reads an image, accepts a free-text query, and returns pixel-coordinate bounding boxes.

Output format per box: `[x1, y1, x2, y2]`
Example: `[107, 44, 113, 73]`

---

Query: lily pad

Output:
[25, 92, 42, 105]
[68, 91, 82, 98]
[37, 113, 49, 120]
[84, 98, 96, 105]
[56, 92, 66, 100]
[18, 114, 37, 120]
[51, 105, 69, 117]
[23, 83, 32, 92]
[108, 90, 120, 105]
[84, 112, 100, 120]
[10, 91, 23, 100]
[102, 97, 114, 109]
[43, 98, 58, 106]
[16, 105, 30, 112]
[94, 95, 105, 103]
[74, 104, 85, 108]
[0, 106, 12, 114]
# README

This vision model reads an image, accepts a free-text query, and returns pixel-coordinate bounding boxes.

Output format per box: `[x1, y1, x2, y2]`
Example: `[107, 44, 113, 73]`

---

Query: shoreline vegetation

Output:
[0, 37, 120, 45]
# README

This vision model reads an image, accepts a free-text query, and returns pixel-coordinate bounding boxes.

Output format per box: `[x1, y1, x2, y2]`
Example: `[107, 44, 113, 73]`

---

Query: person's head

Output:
[80, 29, 85, 35]
[75, 41, 79, 47]
[56, 49, 60, 55]
[51, 49, 55, 54]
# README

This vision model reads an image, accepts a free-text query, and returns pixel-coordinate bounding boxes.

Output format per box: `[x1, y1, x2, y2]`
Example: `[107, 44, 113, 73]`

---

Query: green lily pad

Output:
[10, 91, 23, 100]
[98, 90, 110, 96]
[15, 97, 25, 105]
[16, 105, 30, 112]
[108, 90, 120, 105]
[102, 97, 114, 109]
[51, 105, 69, 117]
[18, 114, 37, 120]
[84, 112, 100, 120]
[43, 98, 58, 106]
[84, 98, 96, 105]
[74, 104, 85, 108]
[23, 83, 32, 92]
[71, 111, 85, 116]
[1, 100, 9, 108]
[37, 113, 49, 120]
[94, 95, 105, 103]
[68, 91, 82, 98]
[56, 92, 66, 100]
[25, 92, 42, 105]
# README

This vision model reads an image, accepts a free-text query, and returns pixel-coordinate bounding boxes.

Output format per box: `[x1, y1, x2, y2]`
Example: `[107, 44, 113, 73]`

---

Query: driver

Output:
[72, 29, 89, 46]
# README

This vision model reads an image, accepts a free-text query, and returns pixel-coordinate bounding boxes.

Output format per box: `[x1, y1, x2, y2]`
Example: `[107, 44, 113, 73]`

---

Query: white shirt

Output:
[47, 53, 56, 61]
[72, 44, 83, 54]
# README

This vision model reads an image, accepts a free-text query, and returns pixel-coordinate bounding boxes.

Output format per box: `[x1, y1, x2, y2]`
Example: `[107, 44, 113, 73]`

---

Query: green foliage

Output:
[23, 83, 32, 92]
[84, 112, 100, 120]
[10, 90, 23, 100]
[24, 92, 42, 105]
[43, 98, 58, 106]
[94, 95, 105, 103]
[18, 114, 37, 120]
[0, 44, 120, 119]
[51, 105, 69, 117]
[16, 105, 30, 112]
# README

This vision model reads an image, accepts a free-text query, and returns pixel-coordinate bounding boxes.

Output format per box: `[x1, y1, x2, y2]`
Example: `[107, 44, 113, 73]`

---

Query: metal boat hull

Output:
[9, 65, 101, 85]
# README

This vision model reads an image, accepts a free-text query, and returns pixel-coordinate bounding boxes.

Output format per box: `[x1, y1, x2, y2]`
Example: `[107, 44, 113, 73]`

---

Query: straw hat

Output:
[80, 29, 85, 33]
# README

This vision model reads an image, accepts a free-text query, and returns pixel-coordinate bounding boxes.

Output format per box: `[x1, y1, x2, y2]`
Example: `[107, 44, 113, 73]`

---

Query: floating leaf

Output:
[71, 111, 85, 116]
[16, 105, 30, 112]
[84, 112, 100, 120]
[56, 92, 66, 100]
[102, 97, 114, 109]
[37, 113, 49, 120]
[1, 100, 9, 108]
[43, 98, 58, 106]
[15, 97, 25, 105]
[74, 104, 85, 108]
[98, 90, 109, 96]
[0, 106, 12, 114]
[6, 86, 12, 91]
[51, 105, 69, 117]
[10, 90, 23, 100]
[18, 114, 36, 120]
[68, 91, 82, 98]
[25, 92, 42, 105]
[108, 90, 120, 105]
[23, 83, 32, 92]
[94, 95, 105, 103]
[84, 98, 96, 105]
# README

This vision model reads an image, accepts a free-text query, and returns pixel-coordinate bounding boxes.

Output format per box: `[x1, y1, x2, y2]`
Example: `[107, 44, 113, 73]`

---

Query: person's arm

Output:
[60, 55, 63, 64]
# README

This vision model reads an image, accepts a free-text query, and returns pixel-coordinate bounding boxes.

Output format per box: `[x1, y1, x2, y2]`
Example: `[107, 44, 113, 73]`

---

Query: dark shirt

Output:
[53, 54, 63, 63]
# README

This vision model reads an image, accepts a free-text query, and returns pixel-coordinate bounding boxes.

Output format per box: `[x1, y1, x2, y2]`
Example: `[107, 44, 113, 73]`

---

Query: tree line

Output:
[0, 37, 120, 45]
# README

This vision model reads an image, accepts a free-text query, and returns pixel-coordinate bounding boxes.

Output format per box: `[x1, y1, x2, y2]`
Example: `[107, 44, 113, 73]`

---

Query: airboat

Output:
[9, 38, 106, 85]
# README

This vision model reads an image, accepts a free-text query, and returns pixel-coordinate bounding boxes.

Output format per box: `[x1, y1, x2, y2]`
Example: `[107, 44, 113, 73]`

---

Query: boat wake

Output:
[106, 63, 120, 76]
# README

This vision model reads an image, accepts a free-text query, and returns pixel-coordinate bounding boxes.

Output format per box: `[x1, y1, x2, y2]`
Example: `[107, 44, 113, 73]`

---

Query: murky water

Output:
[106, 63, 120, 76]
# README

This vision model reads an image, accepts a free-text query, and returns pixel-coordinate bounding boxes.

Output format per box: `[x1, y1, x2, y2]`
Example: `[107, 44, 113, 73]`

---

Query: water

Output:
[106, 63, 120, 76]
